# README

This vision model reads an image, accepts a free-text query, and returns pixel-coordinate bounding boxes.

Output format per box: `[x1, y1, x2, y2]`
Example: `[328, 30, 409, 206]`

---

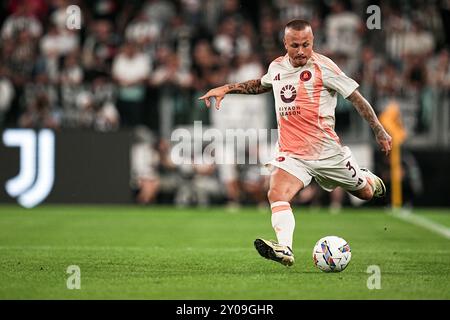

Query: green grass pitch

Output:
[0, 205, 449, 300]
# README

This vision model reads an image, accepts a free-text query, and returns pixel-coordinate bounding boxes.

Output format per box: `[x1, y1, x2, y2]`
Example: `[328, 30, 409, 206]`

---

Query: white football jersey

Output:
[261, 52, 359, 160]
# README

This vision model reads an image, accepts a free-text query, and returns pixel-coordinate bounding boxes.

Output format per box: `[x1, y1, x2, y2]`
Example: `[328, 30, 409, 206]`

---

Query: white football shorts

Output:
[266, 146, 368, 192]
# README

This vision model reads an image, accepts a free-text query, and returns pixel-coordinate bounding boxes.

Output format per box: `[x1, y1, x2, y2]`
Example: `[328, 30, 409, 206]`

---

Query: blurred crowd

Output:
[0, 0, 448, 208]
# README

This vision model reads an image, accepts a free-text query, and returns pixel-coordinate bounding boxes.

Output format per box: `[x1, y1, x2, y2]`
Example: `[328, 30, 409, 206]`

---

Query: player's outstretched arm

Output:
[198, 79, 272, 110]
[347, 90, 393, 155]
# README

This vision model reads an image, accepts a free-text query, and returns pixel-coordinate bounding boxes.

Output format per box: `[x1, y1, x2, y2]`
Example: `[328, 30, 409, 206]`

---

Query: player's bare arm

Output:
[198, 79, 272, 109]
[226, 79, 272, 95]
[347, 90, 393, 155]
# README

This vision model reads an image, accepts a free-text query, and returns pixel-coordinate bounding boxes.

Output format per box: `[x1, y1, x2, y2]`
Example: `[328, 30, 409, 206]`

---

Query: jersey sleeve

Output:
[260, 67, 273, 87]
[321, 64, 359, 98]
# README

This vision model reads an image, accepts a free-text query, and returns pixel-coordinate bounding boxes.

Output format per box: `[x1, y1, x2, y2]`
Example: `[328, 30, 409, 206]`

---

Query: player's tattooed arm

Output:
[226, 79, 272, 94]
[347, 90, 393, 155]
[198, 79, 272, 110]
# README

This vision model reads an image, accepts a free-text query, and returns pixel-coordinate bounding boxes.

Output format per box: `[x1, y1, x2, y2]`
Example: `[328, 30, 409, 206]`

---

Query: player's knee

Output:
[267, 187, 289, 203]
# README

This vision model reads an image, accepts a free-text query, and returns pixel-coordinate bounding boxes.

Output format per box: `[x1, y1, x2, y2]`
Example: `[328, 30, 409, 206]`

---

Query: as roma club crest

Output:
[300, 70, 312, 81]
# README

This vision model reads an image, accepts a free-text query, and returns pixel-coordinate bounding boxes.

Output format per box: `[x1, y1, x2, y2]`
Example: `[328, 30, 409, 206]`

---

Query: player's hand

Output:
[376, 130, 392, 156]
[198, 87, 227, 110]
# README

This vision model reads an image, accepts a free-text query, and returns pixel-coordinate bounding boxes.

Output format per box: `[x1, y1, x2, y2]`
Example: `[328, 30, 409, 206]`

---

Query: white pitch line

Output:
[390, 209, 450, 240]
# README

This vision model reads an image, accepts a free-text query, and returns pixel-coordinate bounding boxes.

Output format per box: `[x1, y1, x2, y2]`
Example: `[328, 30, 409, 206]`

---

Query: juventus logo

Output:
[3, 129, 55, 208]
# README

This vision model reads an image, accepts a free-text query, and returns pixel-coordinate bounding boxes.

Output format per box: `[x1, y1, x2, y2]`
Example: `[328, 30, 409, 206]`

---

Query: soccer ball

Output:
[312, 236, 351, 272]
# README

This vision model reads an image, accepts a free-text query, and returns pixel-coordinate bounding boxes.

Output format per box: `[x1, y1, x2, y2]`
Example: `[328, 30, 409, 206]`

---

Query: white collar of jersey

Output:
[285, 54, 313, 69]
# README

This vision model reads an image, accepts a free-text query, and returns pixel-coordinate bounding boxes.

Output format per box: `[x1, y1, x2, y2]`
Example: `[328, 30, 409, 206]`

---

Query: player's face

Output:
[283, 27, 314, 67]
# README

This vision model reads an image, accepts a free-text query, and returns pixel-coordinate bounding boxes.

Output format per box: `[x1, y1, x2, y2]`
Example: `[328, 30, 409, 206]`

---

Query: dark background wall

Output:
[0, 129, 132, 204]
[374, 149, 450, 207]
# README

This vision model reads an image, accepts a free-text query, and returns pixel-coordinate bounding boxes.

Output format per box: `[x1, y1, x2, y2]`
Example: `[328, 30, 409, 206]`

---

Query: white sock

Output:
[271, 201, 295, 250]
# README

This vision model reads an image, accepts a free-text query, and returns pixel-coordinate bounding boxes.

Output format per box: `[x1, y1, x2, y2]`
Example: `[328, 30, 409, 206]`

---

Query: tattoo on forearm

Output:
[348, 91, 385, 136]
[227, 79, 272, 94]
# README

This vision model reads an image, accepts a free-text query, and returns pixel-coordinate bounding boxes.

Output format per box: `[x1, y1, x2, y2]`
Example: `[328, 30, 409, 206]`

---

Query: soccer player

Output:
[198, 20, 392, 267]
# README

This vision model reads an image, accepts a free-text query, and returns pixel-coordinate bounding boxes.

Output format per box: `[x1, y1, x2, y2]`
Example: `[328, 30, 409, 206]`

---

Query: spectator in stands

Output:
[258, 11, 283, 66]
[240, 160, 270, 209]
[0, 66, 15, 127]
[90, 75, 119, 131]
[48, 0, 72, 30]
[150, 47, 193, 135]
[86, 0, 121, 22]
[82, 19, 120, 79]
[40, 23, 79, 59]
[59, 52, 88, 128]
[375, 61, 403, 111]
[18, 91, 60, 129]
[130, 126, 160, 204]
[357, 46, 383, 105]
[173, 161, 222, 207]
[427, 48, 450, 91]
[125, 11, 160, 48]
[1, 1, 42, 40]
[67, 75, 119, 131]
[60, 51, 84, 86]
[402, 20, 435, 59]
[324, 0, 364, 75]
[23, 70, 59, 119]
[151, 49, 192, 90]
[275, 0, 316, 24]
[7, 29, 37, 86]
[179, 0, 202, 27]
[112, 41, 151, 127]
[191, 39, 226, 124]
[213, 16, 252, 62]
[210, 52, 269, 209]
[141, 0, 176, 30]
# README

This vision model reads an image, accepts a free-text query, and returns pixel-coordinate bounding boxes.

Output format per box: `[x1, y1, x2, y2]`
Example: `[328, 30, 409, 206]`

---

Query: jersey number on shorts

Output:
[346, 161, 356, 178]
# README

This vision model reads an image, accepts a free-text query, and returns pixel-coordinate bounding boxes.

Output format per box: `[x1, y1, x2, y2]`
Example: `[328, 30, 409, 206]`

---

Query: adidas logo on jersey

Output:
[273, 73, 281, 81]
